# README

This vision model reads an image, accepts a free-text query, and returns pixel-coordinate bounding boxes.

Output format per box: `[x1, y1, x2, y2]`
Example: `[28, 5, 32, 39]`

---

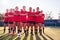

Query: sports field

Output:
[0, 26, 60, 40]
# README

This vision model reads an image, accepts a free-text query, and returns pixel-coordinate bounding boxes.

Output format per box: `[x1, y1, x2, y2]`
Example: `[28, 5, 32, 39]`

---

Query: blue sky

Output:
[0, 0, 60, 19]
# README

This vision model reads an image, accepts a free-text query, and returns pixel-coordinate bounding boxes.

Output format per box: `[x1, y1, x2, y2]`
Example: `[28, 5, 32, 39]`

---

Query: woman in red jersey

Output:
[12, 9, 16, 35]
[32, 9, 38, 34]
[35, 7, 42, 35]
[14, 6, 22, 37]
[28, 7, 35, 35]
[4, 9, 9, 33]
[40, 10, 45, 33]
[8, 9, 14, 35]
[21, 6, 28, 36]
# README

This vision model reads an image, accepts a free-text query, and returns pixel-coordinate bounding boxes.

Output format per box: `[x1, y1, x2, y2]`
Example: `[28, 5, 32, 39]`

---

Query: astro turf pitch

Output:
[0, 26, 60, 40]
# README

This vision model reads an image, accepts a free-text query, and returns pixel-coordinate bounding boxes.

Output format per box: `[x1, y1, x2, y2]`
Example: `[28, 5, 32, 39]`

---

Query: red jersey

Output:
[14, 11, 20, 22]
[8, 12, 14, 22]
[20, 11, 27, 22]
[28, 12, 35, 21]
[4, 13, 8, 22]
[35, 11, 41, 23]
[40, 13, 45, 23]
[32, 12, 36, 22]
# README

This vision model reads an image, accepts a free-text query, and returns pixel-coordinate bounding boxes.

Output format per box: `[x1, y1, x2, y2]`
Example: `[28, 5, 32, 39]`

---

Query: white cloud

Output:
[0, 0, 60, 19]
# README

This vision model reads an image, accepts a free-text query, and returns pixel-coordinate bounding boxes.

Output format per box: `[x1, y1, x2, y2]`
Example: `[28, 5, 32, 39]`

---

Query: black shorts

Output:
[28, 21, 36, 25]
[40, 22, 44, 24]
[9, 22, 13, 24]
[23, 22, 27, 23]
[4, 22, 8, 24]
[36, 22, 44, 24]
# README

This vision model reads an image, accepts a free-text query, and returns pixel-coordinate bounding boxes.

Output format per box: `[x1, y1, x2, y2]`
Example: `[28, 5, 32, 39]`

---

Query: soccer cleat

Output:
[18, 32, 22, 37]
[35, 29, 37, 34]
[14, 27, 16, 32]
[18, 30, 20, 33]
[12, 29, 15, 35]
[11, 28, 13, 31]
[43, 27, 44, 33]
[31, 30, 33, 35]
[24, 30, 28, 37]
[3, 29, 6, 33]
[39, 29, 42, 35]
[8, 28, 11, 34]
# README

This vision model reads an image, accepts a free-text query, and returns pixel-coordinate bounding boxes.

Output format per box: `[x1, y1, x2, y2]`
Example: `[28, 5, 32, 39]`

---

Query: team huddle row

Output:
[4, 6, 45, 36]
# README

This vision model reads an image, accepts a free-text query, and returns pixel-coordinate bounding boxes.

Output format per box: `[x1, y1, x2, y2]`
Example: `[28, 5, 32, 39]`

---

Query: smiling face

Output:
[33, 9, 35, 12]
[15, 6, 19, 11]
[22, 6, 26, 11]
[41, 10, 44, 14]
[6, 9, 9, 13]
[29, 7, 32, 12]
[36, 7, 39, 12]
[10, 8, 13, 13]
[20, 9, 23, 12]
[12, 9, 15, 13]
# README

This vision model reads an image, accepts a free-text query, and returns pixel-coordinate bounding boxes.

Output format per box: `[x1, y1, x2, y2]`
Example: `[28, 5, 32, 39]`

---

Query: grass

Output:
[0, 26, 60, 40]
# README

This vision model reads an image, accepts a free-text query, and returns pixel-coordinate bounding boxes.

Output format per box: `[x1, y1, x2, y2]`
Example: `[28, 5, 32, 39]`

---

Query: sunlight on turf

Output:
[20, 27, 25, 40]
[13, 36, 18, 40]
[0, 27, 60, 40]
[33, 26, 36, 40]
[0, 33, 8, 39]
[38, 33, 44, 40]
[27, 27, 31, 40]
[27, 34, 30, 40]
[42, 33, 50, 40]
[21, 34, 25, 40]
[33, 34, 36, 40]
